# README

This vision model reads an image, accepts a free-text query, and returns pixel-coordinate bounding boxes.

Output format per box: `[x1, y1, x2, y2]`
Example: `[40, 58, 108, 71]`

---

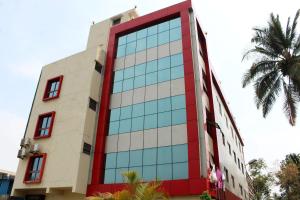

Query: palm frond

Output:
[261, 76, 282, 117]
[290, 9, 300, 42]
[283, 81, 298, 126]
[254, 70, 280, 108]
[242, 60, 278, 87]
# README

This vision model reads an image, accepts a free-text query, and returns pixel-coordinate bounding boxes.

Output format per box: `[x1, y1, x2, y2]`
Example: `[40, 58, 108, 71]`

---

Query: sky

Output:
[0, 0, 299, 173]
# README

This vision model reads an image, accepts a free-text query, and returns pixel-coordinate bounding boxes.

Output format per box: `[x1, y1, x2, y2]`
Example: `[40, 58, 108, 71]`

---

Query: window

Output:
[34, 112, 55, 139]
[89, 97, 97, 111]
[217, 98, 222, 116]
[95, 60, 103, 73]
[116, 17, 182, 58]
[239, 184, 243, 195]
[112, 17, 121, 25]
[225, 115, 229, 128]
[231, 127, 234, 138]
[227, 142, 232, 155]
[241, 163, 244, 174]
[231, 175, 235, 188]
[83, 143, 92, 155]
[224, 167, 229, 183]
[104, 145, 188, 183]
[233, 151, 237, 163]
[24, 154, 46, 183]
[238, 158, 241, 169]
[222, 132, 225, 145]
[43, 75, 63, 101]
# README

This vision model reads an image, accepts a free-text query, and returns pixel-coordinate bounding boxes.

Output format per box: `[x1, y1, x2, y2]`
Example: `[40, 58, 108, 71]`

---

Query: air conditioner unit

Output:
[30, 144, 40, 154]
[20, 138, 31, 147]
[17, 148, 27, 159]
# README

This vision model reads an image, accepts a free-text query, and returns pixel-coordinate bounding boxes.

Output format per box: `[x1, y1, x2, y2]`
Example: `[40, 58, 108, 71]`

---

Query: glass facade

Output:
[105, 17, 188, 183]
[104, 144, 188, 183]
[113, 53, 183, 93]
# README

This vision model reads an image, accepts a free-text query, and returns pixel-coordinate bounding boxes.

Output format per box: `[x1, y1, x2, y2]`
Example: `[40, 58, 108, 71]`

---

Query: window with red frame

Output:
[43, 76, 63, 101]
[34, 112, 55, 139]
[24, 154, 46, 183]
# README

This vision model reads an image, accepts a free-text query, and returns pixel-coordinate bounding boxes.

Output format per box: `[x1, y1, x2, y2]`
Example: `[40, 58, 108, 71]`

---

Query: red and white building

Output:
[11, 1, 249, 199]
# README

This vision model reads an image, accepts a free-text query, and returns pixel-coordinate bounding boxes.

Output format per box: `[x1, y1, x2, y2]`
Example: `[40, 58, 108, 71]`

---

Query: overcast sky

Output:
[0, 0, 299, 172]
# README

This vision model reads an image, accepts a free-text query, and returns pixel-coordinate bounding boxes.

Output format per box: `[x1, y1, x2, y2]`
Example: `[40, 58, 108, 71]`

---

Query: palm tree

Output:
[87, 171, 168, 200]
[242, 9, 300, 126]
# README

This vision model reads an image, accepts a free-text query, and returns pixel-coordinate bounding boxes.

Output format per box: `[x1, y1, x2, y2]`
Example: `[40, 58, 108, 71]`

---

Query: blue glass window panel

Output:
[158, 111, 171, 128]
[172, 109, 186, 125]
[158, 68, 170, 83]
[131, 116, 144, 132]
[105, 153, 117, 169]
[114, 70, 123, 82]
[129, 167, 143, 177]
[158, 57, 170, 70]
[123, 78, 134, 91]
[136, 38, 147, 52]
[104, 169, 115, 184]
[172, 144, 188, 163]
[170, 17, 181, 29]
[127, 32, 137, 43]
[143, 148, 157, 165]
[119, 119, 131, 133]
[143, 165, 156, 181]
[135, 63, 146, 76]
[132, 103, 145, 117]
[124, 67, 134, 79]
[116, 168, 128, 183]
[158, 21, 170, 32]
[134, 75, 145, 88]
[110, 108, 120, 122]
[117, 151, 129, 168]
[171, 95, 186, 110]
[113, 81, 123, 93]
[170, 27, 182, 42]
[117, 45, 126, 58]
[171, 65, 184, 80]
[146, 72, 157, 86]
[158, 98, 171, 112]
[171, 53, 183, 67]
[137, 29, 147, 39]
[145, 100, 157, 115]
[144, 114, 157, 129]
[158, 31, 170, 45]
[157, 164, 172, 180]
[147, 35, 157, 48]
[130, 150, 143, 167]
[120, 106, 132, 120]
[173, 162, 188, 180]
[146, 60, 158, 73]
[109, 121, 119, 135]
[157, 146, 172, 164]
[126, 41, 136, 55]
[147, 25, 158, 36]
[118, 36, 127, 46]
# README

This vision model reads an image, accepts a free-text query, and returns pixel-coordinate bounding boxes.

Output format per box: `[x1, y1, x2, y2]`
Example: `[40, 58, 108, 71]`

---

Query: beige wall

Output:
[12, 8, 138, 199]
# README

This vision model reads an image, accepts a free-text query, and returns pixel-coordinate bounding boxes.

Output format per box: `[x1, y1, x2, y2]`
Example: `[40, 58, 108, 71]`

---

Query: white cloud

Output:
[9, 60, 42, 79]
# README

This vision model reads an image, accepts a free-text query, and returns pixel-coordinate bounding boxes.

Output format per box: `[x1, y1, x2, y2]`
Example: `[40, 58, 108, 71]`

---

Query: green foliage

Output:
[199, 191, 213, 200]
[276, 154, 300, 200]
[87, 171, 168, 200]
[242, 9, 300, 126]
[248, 159, 274, 200]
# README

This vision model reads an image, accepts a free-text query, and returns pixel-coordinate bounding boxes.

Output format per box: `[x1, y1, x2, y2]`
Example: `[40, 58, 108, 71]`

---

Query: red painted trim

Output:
[211, 74, 244, 146]
[88, 0, 208, 196]
[23, 153, 47, 184]
[42, 75, 63, 101]
[33, 111, 56, 139]
[195, 20, 221, 171]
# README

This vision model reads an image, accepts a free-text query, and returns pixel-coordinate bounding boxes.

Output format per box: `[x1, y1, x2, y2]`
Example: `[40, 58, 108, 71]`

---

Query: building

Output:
[0, 170, 15, 200]
[11, 1, 249, 199]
